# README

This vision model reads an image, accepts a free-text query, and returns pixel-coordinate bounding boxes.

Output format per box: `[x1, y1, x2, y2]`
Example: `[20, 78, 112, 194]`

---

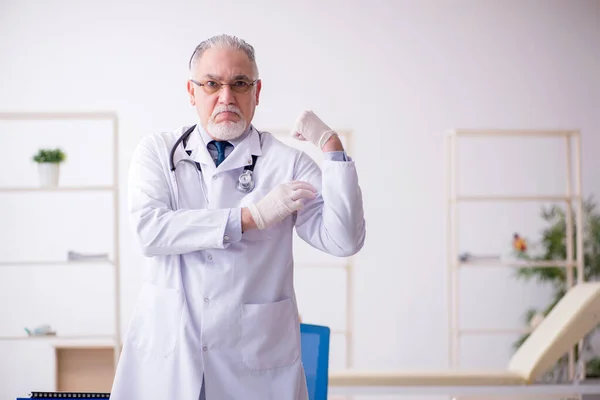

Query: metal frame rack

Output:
[446, 129, 584, 379]
[0, 111, 122, 372]
[273, 128, 356, 370]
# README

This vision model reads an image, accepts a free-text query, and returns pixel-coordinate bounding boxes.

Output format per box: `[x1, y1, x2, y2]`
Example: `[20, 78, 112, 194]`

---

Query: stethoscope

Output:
[169, 124, 258, 193]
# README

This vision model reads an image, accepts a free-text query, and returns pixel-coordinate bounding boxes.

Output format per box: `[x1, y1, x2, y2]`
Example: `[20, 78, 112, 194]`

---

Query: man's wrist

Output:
[241, 207, 257, 232]
[321, 133, 344, 152]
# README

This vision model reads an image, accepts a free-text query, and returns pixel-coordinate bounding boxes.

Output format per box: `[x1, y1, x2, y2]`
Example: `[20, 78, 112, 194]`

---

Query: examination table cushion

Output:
[329, 282, 600, 387]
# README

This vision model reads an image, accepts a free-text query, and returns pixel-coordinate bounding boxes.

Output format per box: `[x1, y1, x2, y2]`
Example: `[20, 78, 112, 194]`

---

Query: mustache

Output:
[211, 105, 243, 119]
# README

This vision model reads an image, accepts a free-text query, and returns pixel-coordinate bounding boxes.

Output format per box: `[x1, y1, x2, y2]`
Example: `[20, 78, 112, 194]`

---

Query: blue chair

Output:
[300, 323, 331, 400]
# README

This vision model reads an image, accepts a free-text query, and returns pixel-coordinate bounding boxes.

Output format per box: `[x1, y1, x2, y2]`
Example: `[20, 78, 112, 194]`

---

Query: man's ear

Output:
[186, 80, 196, 106]
[255, 79, 262, 106]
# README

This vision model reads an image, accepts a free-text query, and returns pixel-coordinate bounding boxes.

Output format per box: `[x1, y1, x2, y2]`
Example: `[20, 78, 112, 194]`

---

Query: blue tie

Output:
[213, 141, 232, 167]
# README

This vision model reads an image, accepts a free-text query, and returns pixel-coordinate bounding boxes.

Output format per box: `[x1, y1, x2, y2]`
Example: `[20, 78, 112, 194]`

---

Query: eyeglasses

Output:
[191, 79, 258, 94]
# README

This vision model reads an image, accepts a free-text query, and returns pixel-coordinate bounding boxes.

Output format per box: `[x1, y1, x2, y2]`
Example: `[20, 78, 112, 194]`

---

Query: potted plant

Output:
[32, 148, 66, 187]
[512, 196, 600, 382]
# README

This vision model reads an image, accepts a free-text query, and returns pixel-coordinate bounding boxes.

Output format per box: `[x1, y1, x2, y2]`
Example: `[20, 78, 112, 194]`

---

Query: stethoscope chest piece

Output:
[237, 170, 255, 193]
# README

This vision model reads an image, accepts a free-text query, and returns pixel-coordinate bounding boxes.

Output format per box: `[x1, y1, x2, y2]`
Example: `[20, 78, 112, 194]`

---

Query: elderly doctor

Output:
[110, 34, 366, 400]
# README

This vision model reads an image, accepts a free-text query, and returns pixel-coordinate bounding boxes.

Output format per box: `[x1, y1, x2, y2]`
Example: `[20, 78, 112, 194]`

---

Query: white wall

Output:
[1, 0, 599, 398]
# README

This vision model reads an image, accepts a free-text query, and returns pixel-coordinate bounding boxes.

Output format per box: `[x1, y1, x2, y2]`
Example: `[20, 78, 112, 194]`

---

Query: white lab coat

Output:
[110, 124, 366, 400]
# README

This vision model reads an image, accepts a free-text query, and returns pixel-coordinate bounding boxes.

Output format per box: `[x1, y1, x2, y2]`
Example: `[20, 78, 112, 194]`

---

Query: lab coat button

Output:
[203, 346, 208, 351]
[224, 235, 230, 241]
[207, 255, 212, 261]
[213, 175, 218, 180]
[204, 297, 209, 303]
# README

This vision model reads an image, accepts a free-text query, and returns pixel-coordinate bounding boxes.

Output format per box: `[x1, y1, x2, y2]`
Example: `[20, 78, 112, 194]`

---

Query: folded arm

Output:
[289, 111, 366, 257]
[293, 145, 366, 257]
[128, 136, 246, 256]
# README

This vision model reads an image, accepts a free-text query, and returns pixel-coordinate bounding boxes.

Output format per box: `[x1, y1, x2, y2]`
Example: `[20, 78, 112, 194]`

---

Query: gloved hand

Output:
[248, 181, 317, 230]
[290, 110, 337, 149]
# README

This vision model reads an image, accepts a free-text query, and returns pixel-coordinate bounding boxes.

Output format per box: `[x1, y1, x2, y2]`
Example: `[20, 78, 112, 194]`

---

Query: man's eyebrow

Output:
[202, 73, 254, 81]
[232, 74, 253, 81]
[202, 73, 222, 80]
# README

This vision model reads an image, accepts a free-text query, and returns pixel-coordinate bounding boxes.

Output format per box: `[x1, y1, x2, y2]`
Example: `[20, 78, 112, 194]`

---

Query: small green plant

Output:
[513, 196, 600, 381]
[32, 148, 66, 163]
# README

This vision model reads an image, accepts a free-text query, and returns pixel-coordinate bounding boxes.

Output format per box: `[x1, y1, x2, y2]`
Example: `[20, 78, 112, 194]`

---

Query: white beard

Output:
[207, 119, 247, 140]
[207, 105, 248, 141]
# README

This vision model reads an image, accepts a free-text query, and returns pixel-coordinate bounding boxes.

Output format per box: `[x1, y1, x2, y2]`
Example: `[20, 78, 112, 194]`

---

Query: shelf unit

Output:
[272, 128, 356, 370]
[293, 252, 355, 368]
[295, 256, 355, 369]
[0, 112, 121, 376]
[446, 129, 585, 379]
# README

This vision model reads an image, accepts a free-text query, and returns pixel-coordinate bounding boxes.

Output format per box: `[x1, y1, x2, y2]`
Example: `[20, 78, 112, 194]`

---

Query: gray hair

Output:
[189, 34, 259, 78]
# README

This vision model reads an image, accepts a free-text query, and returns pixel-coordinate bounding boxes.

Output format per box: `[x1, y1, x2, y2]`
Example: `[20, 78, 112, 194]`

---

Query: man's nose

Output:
[218, 85, 235, 104]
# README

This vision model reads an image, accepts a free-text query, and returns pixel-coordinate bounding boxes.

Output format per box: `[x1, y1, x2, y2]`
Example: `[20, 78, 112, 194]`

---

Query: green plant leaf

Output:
[32, 148, 66, 163]
[513, 196, 600, 373]
[587, 358, 600, 378]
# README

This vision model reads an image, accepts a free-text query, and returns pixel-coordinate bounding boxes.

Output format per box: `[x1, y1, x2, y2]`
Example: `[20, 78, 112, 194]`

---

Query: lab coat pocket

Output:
[242, 223, 280, 242]
[240, 297, 300, 370]
[128, 282, 184, 358]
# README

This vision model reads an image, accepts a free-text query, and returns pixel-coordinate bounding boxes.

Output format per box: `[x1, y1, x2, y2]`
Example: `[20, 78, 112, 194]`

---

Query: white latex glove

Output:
[248, 181, 317, 230]
[290, 110, 337, 149]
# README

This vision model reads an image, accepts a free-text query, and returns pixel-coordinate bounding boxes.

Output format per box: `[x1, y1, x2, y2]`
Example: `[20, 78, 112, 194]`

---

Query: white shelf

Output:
[453, 195, 579, 202]
[272, 128, 356, 370]
[51, 339, 116, 349]
[296, 263, 349, 269]
[458, 260, 570, 268]
[446, 128, 585, 380]
[448, 129, 577, 137]
[0, 111, 122, 376]
[459, 328, 532, 335]
[0, 111, 117, 121]
[0, 186, 115, 193]
[331, 329, 348, 335]
[0, 334, 114, 341]
[0, 260, 114, 267]
[0, 335, 116, 350]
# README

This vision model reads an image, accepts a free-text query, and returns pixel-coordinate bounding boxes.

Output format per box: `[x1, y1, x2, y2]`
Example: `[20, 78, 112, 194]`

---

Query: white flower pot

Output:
[38, 162, 60, 187]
